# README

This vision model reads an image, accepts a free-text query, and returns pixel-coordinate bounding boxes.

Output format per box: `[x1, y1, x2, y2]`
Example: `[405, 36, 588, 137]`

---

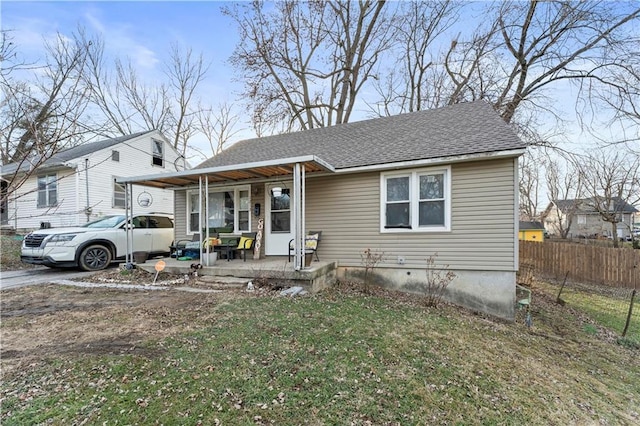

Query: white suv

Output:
[21, 214, 174, 271]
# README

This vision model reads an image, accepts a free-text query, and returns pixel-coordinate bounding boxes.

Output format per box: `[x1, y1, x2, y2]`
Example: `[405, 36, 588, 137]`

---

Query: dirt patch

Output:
[0, 284, 254, 374]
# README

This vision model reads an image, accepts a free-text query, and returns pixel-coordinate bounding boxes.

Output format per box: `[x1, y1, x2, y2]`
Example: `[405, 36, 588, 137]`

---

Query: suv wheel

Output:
[79, 244, 112, 271]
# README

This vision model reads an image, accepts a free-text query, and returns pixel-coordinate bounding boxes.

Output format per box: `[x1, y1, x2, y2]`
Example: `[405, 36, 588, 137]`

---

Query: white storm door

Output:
[265, 183, 293, 255]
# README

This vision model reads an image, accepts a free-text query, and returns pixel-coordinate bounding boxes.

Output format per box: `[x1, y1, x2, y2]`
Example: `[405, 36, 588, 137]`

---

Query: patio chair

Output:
[228, 232, 257, 262]
[288, 231, 322, 263]
[169, 233, 200, 258]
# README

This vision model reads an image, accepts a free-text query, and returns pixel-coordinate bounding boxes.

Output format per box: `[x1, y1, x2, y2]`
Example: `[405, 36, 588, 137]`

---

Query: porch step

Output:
[196, 275, 248, 290]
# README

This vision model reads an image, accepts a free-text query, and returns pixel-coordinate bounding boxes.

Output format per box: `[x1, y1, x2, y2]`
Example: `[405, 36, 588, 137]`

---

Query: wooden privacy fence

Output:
[519, 241, 640, 289]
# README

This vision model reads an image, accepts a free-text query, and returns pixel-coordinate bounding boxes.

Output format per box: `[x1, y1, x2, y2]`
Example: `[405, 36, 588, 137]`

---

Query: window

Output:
[577, 214, 586, 225]
[270, 189, 291, 233]
[113, 178, 126, 208]
[149, 216, 173, 228]
[381, 167, 450, 232]
[112, 150, 120, 162]
[238, 190, 250, 231]
[37, 174, 57, 208]
[152, 140, 164, 167]
[188, 187, 250, 234]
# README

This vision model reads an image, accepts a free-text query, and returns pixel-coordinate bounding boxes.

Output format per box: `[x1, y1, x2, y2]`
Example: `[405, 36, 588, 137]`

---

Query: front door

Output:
[265, 183, 293, 255]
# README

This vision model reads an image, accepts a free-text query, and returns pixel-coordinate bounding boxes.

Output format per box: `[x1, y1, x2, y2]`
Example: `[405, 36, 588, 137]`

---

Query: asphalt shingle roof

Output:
[519, 221, 545, 230]
[1, 131, 153, 175]
[553, 198, 638, 214]
[197, 101, 527, 170]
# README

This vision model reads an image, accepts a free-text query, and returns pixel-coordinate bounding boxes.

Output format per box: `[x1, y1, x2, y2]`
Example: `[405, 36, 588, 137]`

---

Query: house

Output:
[543, 198, 638, 240]
[1, 130, 186, 232]
[119, 101, 527, 319]
[519, 221, 545, 242]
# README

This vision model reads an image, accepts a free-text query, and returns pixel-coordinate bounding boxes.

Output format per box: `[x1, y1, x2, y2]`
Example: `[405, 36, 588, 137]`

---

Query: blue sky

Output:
[2, 0, 242, 103]
[2, 1, 635, 159]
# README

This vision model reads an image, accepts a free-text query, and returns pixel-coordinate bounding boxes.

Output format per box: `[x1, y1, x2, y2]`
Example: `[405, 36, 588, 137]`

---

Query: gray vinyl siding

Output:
[305, 158, 516, 271]
[174, 189, 188, 242]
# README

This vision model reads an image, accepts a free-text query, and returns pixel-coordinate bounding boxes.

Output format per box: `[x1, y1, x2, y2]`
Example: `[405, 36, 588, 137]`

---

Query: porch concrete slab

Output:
[136, 256, 337, 293]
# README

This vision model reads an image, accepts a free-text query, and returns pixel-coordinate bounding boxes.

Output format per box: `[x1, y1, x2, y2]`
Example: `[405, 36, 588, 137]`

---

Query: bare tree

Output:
[543, 156, 583, 239]
[195, 102, 242, 157]
[577, 150, 640, 248]
[225, 0, 395, 133]
[1, 30, 93, 205]
[519, 150, 543, 221]
[371, 0, 460, 115]
[164, 43, 209, 156]
[488, 1, 639, 124]
[83, 31, 208, 156]
[375, 1, 639, 132]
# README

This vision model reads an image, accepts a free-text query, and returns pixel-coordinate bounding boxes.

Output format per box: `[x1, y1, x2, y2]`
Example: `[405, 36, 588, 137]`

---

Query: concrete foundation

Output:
[339, 266, 516, 320]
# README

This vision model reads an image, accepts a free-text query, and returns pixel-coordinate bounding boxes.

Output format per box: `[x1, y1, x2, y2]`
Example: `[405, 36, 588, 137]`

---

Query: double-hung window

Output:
[113, 178, 126, 208]
[37, 174, 57, 208]
[381, 166, 450, 232]
[152, 140, 164, 167]
[188, 187, 251, 234]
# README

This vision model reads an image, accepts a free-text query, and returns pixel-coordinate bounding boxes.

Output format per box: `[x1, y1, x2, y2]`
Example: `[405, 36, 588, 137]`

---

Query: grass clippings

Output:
[1, 282, 639, 425]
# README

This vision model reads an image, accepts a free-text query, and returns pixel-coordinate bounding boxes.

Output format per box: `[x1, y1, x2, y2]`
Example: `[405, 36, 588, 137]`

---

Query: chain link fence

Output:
[518, 262, 639, 345]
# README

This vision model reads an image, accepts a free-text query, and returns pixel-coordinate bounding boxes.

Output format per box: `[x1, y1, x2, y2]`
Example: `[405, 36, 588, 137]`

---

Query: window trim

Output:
[380, 166, 451, 233]
[186, 186, 251, 235]
[152, 139, 164, 167]
[36, 173, 58, 208]
[113, 177, 126, 209]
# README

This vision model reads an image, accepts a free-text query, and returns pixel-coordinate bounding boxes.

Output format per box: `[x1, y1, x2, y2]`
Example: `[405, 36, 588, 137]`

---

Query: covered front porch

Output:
[136, 255, 337, 293]
[117, 155, 336, 273]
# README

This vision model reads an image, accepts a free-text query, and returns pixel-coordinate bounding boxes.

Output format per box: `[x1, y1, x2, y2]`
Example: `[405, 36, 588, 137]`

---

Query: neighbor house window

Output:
[113, 178, 126, 208]
[112, 150, 120, 162]
[577, 214, 586, 225]
[37, 174, 57, 208]
[152, 140, 164, 167]
[187, 187, 250, 234]
[381, 166, 450, 232]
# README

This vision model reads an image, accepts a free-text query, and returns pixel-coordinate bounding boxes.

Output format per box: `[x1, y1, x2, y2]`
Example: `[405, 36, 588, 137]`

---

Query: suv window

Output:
[149, 216, 173, 229]
[133, 216, 148, 228]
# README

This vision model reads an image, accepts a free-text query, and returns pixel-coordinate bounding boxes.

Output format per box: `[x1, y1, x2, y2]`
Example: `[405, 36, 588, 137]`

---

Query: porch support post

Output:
[204, 176, 211, 266]
[198, 175, 204, 263]
[124, 182, 131, 266]
[293, 162, 305, 270]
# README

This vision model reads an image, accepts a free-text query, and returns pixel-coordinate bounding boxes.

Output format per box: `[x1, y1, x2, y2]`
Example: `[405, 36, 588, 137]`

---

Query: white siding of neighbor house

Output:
[8, 131, 182, 231]
[9, 166, 79, 230]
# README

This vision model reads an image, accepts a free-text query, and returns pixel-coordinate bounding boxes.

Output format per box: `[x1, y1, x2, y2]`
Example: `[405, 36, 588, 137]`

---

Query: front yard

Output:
[1, 277, 638, 425]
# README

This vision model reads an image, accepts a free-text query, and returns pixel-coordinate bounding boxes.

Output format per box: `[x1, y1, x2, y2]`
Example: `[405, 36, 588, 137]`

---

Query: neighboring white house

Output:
[1, 130, 186, 232]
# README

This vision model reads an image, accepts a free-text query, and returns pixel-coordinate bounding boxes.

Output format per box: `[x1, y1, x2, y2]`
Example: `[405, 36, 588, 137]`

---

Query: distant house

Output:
[543, 198, 638, 240]
[120, 101, 527, 319]
[519, 221, 545, 242]
[1, 130, 186, 231]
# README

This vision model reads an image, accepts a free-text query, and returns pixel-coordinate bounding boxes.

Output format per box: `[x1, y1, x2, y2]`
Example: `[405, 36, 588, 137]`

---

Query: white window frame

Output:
[37, 173, 58, 208]
[380, 166, 451, 233]
[113, 177, 126, 209]
[187, 186, 251, 235]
